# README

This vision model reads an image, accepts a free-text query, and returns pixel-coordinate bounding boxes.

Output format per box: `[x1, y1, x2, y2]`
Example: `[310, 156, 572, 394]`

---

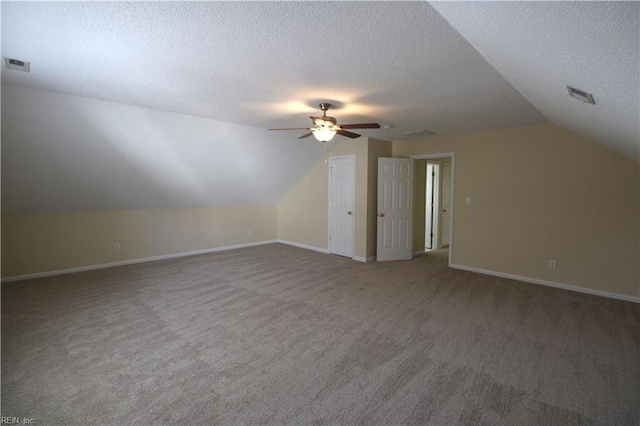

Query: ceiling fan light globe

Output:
[312, 128, 336, 142]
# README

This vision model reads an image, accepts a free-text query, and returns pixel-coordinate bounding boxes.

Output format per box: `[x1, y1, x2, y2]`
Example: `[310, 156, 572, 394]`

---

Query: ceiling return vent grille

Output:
[566, 85, 595, 104]
[3, 57, 30, 72]
[402, 129, 434, 137]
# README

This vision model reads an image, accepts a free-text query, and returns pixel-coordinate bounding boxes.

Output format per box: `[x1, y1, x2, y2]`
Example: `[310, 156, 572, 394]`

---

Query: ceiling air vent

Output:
[402, 129, 434, 137]
[3, 57, 30, 72]
[566, 85, 595, 105]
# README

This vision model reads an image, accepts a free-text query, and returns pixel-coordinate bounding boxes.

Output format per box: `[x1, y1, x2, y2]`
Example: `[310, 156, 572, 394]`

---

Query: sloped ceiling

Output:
[2, 84, 325, 214]
[1, 2, 635, 215]
[430, 1, 640, 161]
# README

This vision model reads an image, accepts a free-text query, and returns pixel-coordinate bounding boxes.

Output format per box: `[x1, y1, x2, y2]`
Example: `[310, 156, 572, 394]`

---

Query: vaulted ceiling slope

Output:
[1, 2, 635, 215]
[431, 1, 640, 161]
[1, 84, 325, 215]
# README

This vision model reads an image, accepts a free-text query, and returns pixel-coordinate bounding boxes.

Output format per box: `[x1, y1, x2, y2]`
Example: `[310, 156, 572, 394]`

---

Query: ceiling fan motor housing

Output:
[319, 117, 337, 126]
[317, 103, 337, 126]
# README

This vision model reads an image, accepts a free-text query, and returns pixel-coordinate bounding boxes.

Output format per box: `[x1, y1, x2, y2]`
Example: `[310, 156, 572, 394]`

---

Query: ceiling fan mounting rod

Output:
[319, 103, 331, 117]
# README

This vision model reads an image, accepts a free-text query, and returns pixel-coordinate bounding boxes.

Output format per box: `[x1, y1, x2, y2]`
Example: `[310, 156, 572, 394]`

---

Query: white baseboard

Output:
[450, 263, 640, 304]
[1, 240, 278, 284]
[276, 240, 330, 254]
[353, 255, 376, 263]
[277, 240, 377, 262]
[8, 242, 634, 304]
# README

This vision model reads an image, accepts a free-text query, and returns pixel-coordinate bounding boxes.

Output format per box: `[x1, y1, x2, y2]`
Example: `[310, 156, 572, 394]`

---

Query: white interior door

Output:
[441, 163, 452, 247]
[377, 157, 414, 261]
[329, 156, 355, 258]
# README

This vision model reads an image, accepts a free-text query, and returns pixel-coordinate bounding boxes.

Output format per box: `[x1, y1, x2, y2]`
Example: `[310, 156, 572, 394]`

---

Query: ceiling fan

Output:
[268, 103, 381, 142]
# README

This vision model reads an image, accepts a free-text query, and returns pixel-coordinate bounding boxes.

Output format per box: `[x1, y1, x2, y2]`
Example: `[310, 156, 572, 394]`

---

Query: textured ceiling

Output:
[431, 1, 640, 161]
[1, 2, 546, 137]
[2, 2, 635, 214]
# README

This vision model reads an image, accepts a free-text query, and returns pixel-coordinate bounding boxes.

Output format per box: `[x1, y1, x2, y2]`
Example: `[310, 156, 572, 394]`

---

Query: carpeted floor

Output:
[2, 243, 639, 425]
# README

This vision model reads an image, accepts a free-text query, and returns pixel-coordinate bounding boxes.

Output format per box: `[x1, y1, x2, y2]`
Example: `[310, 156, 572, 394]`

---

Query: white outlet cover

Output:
[465, 196, 471, 204]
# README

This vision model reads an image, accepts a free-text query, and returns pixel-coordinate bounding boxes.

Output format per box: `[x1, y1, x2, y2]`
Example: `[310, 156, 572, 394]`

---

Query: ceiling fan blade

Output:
[339, 123, 381, 129]
[298, 132, 313, 139]
[337, 130, 361, 139]
[268, 127, 311, 131]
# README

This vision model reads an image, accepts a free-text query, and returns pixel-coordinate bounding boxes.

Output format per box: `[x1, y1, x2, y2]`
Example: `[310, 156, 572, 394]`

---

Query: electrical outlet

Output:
[465, 196, 471, 205]
[114, 243, 121, 252]
[248, 229, 254, 236]
[549, 260, 556, 270]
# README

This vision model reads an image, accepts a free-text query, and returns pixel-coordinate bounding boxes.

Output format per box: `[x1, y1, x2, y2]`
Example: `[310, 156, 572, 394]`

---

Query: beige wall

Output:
[353, 140, 370, 259]
[393, 124, 640, 298]
[277, 137, 391, 260]
[276, 154, 330, 251]
[2, 204, 277, 278]
[4, 123, 638, 299]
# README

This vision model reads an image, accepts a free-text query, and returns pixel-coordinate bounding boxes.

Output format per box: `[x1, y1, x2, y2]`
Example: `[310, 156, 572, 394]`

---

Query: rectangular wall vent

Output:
[567, 85, 595, 104]
[3, 57, 30, 72]
[402, 129, 434, 137]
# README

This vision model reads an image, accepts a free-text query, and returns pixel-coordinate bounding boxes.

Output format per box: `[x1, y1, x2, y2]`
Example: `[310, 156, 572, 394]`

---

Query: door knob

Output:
[347, 211, 352, 215]
[378, 213, 385, 217]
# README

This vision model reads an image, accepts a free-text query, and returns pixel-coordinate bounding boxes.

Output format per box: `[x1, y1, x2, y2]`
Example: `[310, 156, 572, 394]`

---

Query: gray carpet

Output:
[2, 243, 638, 425]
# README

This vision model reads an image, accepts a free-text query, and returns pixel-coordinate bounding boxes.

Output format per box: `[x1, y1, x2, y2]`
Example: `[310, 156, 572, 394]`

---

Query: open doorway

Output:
[425, 162, 440, 250]
[425, 161, 452, 251]
[412, 154, 455, 265]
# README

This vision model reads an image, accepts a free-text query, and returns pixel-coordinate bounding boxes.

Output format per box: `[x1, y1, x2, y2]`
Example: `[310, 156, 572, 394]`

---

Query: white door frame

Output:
[328, 155, 356, 259]
[411, 153, 455, 267]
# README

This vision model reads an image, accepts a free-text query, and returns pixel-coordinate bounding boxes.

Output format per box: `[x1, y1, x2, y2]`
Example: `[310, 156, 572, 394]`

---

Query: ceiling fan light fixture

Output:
[312, 127, 336, 142]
